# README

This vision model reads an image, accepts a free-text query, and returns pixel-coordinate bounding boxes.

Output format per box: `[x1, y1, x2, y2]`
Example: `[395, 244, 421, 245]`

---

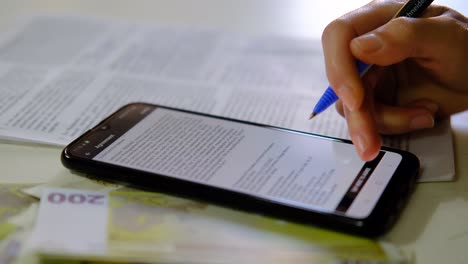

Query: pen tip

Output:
[308, 112, 317, 120]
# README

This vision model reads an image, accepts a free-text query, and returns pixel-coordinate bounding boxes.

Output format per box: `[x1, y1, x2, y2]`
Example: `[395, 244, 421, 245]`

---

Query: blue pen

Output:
[309, 0, 434, 120]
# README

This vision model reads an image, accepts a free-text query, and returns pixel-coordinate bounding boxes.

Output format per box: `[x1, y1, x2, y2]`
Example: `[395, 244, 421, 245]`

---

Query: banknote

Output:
[0, 203, 39, 264]
[0, 184, 37, 240]
[26, 187, 409, 264]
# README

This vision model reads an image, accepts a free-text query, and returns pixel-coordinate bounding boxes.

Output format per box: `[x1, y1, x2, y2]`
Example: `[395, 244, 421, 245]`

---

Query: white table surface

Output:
[0, 1, 467, 263]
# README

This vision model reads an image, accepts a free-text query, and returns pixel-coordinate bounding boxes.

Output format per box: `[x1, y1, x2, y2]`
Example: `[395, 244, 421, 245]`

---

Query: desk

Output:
[0, 1, 467, 263]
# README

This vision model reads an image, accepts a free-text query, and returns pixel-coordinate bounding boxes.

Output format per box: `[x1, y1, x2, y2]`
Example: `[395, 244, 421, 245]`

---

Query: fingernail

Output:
[352, 33, 382, 53]
[337, 85, 359, 111]
[421, 102, 439, 113]
[410, 114, 435, 130]
[353, 134, 368, 155]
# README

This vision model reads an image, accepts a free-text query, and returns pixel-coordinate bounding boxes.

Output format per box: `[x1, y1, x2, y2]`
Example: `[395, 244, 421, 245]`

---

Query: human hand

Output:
[321, 0, 468, 161]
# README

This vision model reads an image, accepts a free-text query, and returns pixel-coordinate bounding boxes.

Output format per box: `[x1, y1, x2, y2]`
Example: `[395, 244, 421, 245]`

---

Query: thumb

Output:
[349, 16, 456, 66]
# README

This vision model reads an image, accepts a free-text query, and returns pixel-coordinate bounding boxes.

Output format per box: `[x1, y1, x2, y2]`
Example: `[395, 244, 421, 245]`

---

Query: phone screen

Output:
[69, 104, 402, 219]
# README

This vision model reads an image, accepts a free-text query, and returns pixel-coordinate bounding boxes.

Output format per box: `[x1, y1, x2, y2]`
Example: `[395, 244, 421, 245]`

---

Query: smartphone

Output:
[61, 102, 419, 237]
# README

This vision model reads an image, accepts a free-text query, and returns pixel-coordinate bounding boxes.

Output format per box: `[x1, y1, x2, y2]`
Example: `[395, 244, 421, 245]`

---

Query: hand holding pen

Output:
[317, 0, 468, 161]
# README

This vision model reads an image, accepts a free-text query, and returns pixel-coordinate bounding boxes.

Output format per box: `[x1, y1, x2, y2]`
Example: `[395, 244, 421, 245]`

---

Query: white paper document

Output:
[0, 16, 454, 182]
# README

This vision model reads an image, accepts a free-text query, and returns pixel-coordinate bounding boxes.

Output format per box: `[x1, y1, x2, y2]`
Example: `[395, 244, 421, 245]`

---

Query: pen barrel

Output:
[313, 87, 339, 115]
[396, 0, 434, 18]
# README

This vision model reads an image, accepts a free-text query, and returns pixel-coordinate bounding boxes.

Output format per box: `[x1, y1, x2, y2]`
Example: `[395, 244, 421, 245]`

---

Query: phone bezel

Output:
[61, 102, 420, 237]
